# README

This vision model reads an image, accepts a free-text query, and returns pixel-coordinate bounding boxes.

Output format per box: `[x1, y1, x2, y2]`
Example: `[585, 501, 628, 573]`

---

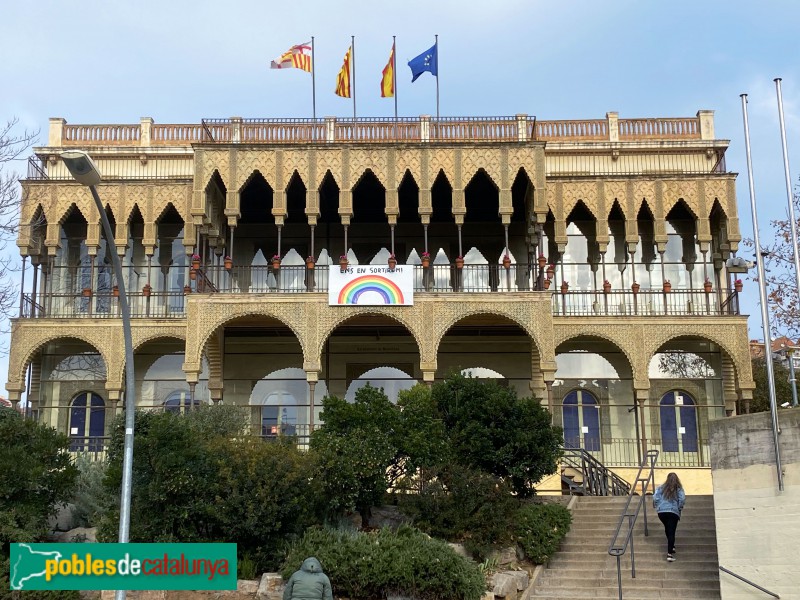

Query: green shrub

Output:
[310, 386, 400, 526]
[397, 464, 520, 560]
[70, 455, 109, 528]
[281, 526, 486, 600]
[0, 408, 80, 600]
[513, 503, 572, 564]
[99, 405, 314, 573]
[432, 373, 563, 496]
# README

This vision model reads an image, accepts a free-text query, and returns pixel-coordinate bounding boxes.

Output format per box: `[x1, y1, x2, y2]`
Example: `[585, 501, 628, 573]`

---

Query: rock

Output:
[214, 579, 260, 599]
[232, 580, 259, 596]
[369, 506, 411, 530]
[490, 546, 518, 567]
[256, 573, 285, 600]
[447, 542, 470, 558]
[481, 592, 495, 600]
[492, 572, 518, 599]
[498, 570, 529, 591]
[55, 526, 97, 543]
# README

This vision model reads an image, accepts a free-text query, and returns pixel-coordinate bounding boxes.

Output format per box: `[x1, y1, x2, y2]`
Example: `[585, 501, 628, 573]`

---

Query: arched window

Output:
[163, 390, 200, 414]
[562, 390, 600, 451]
[659, 390, 698, 453]
[259, 391, 298, 437]
[250, 368, 328, 440]
[345, 366, 417, 404]
[69, 392, 105, 452]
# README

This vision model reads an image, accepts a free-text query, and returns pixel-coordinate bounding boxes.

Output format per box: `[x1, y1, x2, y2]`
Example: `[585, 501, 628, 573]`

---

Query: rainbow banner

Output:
[329, 266, 414, 306]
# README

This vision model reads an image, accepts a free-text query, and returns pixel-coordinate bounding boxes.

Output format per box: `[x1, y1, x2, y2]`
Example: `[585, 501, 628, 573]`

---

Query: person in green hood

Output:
[283, 557, 333, 600]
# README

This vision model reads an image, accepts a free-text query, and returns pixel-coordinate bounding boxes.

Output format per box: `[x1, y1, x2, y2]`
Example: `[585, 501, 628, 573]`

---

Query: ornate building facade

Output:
[7, 112, 754, 482]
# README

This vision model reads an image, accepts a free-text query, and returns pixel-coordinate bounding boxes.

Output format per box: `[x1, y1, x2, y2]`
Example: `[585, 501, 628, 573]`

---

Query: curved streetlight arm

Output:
[62, 151, 135, 600]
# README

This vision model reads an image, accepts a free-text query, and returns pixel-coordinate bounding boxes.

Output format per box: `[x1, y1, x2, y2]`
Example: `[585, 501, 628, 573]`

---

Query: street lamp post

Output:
[61, 151, 135, 600]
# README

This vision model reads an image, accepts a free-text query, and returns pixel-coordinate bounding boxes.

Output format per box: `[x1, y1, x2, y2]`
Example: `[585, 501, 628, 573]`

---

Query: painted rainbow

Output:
[337, 275, 406, 305]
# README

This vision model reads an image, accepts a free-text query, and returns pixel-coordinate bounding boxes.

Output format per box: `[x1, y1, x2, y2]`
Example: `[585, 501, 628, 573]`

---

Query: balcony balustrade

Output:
[64, 432, 710, 469]
[48, 113, 709, 149]
[20, 264, 741, 319]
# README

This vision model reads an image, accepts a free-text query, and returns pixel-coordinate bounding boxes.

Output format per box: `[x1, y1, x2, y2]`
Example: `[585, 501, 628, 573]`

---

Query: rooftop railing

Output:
[47, 112, 714, 148]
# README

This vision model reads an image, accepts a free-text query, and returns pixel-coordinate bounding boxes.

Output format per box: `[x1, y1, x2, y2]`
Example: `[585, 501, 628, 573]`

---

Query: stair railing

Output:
[719, 566, 780, 598]
[607, 449, 659, 600]
[561, 447, 632, 496]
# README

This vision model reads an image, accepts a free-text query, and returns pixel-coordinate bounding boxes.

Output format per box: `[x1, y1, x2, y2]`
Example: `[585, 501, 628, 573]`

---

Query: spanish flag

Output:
[335, 46, 352, 98]
[380, 42, 395, 98]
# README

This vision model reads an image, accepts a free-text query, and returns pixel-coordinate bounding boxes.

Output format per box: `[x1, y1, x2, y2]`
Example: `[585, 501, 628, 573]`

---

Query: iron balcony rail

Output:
[64, 426, 320, 462]
[22, 291, 186, 319]
[19, 265, 743, 319]
[26, 155, 194, 181]
[607, 449, 660, 600]
[554, 288, 741, 316]
[562, 437, 711, 469]
[561, 447, 632, 496]
[718, 566, 780, 598]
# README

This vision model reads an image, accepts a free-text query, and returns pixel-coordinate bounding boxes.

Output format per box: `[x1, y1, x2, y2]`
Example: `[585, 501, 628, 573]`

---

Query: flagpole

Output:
[351, 35, 357, 121]
[393, 36, 398, 120]
[775, 78, 800, 305]
[311, 37, 317, 124]
[435, 34, 440, 121]
[741, 93, 784, 492]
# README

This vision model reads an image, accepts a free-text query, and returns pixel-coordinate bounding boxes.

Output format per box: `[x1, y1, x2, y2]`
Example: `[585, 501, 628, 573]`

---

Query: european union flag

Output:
[408, 43, 438, 82]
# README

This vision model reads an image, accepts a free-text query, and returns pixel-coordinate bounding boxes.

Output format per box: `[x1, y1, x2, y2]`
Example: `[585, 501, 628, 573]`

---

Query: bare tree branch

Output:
[742, 183, 800, 340]
[0, 118, 39, 347]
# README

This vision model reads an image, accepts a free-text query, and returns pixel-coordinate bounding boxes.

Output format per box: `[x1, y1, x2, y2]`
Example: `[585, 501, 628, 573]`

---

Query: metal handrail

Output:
[607, 449, 659, 600]
[561, 447, 631, 496]
[719, 566, 780, 598]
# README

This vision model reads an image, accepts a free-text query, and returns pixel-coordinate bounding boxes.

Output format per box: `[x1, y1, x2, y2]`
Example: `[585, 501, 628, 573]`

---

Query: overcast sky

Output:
[1, 0, 799, 394]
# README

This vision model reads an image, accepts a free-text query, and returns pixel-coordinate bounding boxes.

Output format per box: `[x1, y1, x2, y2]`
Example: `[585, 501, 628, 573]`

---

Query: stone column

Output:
[635, 388, 650, 460]
[607, 112, 619, 143]
[721, 354, 738, 416]
[697, 110, 715, 141]
[140, 117, 154, 146]
[48, 118, 66, 146]
[306, 370, 319, 433]
[105, 388, 122, 419]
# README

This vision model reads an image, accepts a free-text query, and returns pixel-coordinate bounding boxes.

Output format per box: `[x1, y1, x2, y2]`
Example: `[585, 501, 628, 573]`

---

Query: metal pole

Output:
[789, 348, 798, 408]
[434, 34, 440, 121]
[19, 255, 26, 316]
[775, 79, 800, 305]
[311, 37, 316, 122]
[393, 36, 398, 120]
[351, 36, 356, 121]
[89, 185, 136, 600]
[741, 94, 784, 492]
[629, 402, 642, 465]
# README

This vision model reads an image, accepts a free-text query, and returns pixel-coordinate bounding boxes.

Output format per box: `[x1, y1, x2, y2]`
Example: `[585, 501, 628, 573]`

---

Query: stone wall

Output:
[709, 407, 800, 599]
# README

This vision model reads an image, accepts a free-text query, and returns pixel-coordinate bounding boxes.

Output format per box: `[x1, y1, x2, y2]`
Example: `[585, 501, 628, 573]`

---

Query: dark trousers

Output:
[658, 512, 680, 553]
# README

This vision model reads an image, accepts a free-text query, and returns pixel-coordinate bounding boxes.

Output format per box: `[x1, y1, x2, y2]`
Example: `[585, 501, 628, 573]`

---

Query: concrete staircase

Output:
[530, 495, 720, 599]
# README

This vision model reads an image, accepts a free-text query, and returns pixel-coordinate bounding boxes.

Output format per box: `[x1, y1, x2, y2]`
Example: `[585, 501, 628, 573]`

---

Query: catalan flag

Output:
[270, 41, 312, 72]
[335, 46, 352, 98]
[380, 42, 395, 98]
